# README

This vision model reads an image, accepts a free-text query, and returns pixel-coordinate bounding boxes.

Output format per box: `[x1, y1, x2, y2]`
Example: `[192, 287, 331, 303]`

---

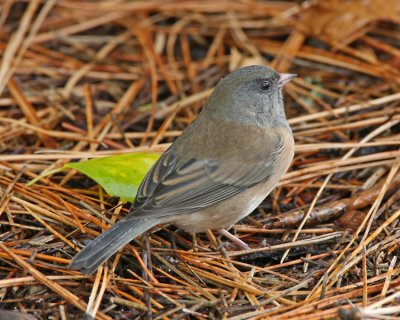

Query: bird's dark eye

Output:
[260, 80, 271, 91]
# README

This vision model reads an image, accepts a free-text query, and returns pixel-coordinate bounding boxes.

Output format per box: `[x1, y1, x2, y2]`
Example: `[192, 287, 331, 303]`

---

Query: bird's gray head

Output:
[203, 65, 295, 127]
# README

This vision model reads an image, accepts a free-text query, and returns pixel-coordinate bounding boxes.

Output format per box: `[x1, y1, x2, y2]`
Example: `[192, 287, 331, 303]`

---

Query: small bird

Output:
[70, 65, 296, 274]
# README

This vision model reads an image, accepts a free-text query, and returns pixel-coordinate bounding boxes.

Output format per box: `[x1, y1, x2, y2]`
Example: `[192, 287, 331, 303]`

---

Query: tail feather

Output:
[69, 218, 156, 274]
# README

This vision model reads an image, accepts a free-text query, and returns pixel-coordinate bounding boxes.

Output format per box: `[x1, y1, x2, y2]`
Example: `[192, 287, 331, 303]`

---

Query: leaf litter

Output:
[0, 0, 400, 319]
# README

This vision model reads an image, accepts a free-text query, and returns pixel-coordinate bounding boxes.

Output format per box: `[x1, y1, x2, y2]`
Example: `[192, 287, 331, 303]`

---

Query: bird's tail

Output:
[69, 218, 156, 274]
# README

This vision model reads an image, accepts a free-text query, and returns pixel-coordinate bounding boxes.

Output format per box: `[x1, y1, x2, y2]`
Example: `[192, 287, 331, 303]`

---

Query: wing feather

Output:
[129, 132, 284, 219]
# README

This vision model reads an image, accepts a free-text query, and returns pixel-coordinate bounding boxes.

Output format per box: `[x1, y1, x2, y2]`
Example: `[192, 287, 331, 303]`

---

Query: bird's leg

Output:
[192, 232, 198, 251]
[218, 228, 250, 250]
[168, 229, 177, 250]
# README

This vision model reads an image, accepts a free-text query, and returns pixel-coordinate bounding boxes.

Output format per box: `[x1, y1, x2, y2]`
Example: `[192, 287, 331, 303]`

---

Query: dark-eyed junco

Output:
[70, 65, 296, 274]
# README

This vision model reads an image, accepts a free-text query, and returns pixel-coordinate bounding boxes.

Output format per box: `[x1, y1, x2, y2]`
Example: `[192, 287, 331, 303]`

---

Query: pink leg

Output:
[218, 229, 250, 250]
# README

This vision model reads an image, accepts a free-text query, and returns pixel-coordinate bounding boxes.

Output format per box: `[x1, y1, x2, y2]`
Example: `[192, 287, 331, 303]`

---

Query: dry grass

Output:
[1, 1, 400, 319]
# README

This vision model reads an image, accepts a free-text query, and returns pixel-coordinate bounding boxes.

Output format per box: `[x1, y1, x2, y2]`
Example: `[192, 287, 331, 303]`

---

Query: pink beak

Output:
[279, 73, 297, 87]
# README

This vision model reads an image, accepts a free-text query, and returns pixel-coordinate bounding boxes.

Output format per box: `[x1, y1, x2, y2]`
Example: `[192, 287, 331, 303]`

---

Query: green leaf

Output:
[65, 153, 159, 202]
